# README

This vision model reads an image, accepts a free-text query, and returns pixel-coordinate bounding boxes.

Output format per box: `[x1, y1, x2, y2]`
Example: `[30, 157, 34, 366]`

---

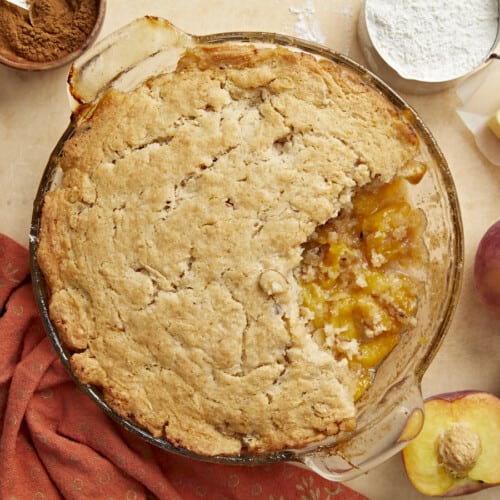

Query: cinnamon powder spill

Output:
[0, 0, 98, 63]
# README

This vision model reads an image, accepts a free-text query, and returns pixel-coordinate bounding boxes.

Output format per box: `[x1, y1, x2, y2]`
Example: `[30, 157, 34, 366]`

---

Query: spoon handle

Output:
[5, 0, 29, 10]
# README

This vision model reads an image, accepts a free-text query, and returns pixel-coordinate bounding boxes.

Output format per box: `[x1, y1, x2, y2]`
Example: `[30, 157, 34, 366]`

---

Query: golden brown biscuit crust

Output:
[38, 44, 418, 455]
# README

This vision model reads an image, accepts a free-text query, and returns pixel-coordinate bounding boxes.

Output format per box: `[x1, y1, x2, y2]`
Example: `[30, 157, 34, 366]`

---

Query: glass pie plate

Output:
[29, 17, 464, 481]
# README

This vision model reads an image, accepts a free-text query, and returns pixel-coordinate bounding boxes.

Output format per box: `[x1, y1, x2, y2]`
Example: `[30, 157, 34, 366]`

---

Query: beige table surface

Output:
[1, 1, 499, 499]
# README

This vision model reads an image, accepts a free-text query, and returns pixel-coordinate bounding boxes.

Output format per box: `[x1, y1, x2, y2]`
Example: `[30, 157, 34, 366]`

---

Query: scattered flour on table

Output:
[340, 5, 354, 55]
[365, 0, 499, 81]
[289, 0, 326, 44]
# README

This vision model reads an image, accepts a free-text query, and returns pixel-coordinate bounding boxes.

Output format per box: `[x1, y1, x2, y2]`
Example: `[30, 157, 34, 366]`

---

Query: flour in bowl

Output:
[365, 0, 499, 81]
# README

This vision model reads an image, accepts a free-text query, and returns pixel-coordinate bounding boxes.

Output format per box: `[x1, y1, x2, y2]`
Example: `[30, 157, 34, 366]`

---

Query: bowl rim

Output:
[0, 0, 106, 72]
[28, 27, 464, 468]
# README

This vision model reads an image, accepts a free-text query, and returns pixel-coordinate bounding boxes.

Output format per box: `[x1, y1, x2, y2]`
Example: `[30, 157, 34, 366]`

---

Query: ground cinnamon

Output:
[0, 0, 98, 63]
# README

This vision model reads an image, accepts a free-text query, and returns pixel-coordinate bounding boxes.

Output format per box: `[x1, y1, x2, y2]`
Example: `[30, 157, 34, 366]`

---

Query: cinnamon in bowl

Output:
[0, 0, 105, 71]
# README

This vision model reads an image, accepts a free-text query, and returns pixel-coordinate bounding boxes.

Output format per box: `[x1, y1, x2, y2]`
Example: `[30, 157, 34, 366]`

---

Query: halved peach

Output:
[402, 391, 500, 496]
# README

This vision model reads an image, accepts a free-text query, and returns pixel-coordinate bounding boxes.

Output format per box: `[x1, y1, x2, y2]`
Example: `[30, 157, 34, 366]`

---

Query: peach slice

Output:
[402, 391, 500, 496]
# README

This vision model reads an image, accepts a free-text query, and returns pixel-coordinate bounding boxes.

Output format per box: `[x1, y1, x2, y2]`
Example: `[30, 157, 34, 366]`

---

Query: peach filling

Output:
[297, 177, 427, 400]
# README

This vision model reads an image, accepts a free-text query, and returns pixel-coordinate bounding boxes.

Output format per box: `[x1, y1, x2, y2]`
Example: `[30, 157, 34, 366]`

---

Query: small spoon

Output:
[4, 0, 38, 26]
[5, 0, 30, 9]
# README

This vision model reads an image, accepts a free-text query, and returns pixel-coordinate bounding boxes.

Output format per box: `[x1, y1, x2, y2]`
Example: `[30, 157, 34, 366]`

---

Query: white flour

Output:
[289, 0, 326, 44]
[340, 5, 354, 55]
[366, 0, 499, 81]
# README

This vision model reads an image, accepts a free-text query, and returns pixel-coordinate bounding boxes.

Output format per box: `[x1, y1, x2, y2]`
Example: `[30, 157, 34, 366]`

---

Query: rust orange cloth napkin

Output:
[0, 233, 367, 500]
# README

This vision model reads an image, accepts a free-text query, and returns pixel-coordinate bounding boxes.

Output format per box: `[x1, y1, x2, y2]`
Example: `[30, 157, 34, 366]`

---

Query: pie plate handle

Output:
[67, 17, 195, 112]
[297, 375, 425, 481]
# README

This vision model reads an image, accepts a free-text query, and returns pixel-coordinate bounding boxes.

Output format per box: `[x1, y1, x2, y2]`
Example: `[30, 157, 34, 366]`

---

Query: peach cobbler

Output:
[297, 177, 427, 400]
[38, 43, 428, 456]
